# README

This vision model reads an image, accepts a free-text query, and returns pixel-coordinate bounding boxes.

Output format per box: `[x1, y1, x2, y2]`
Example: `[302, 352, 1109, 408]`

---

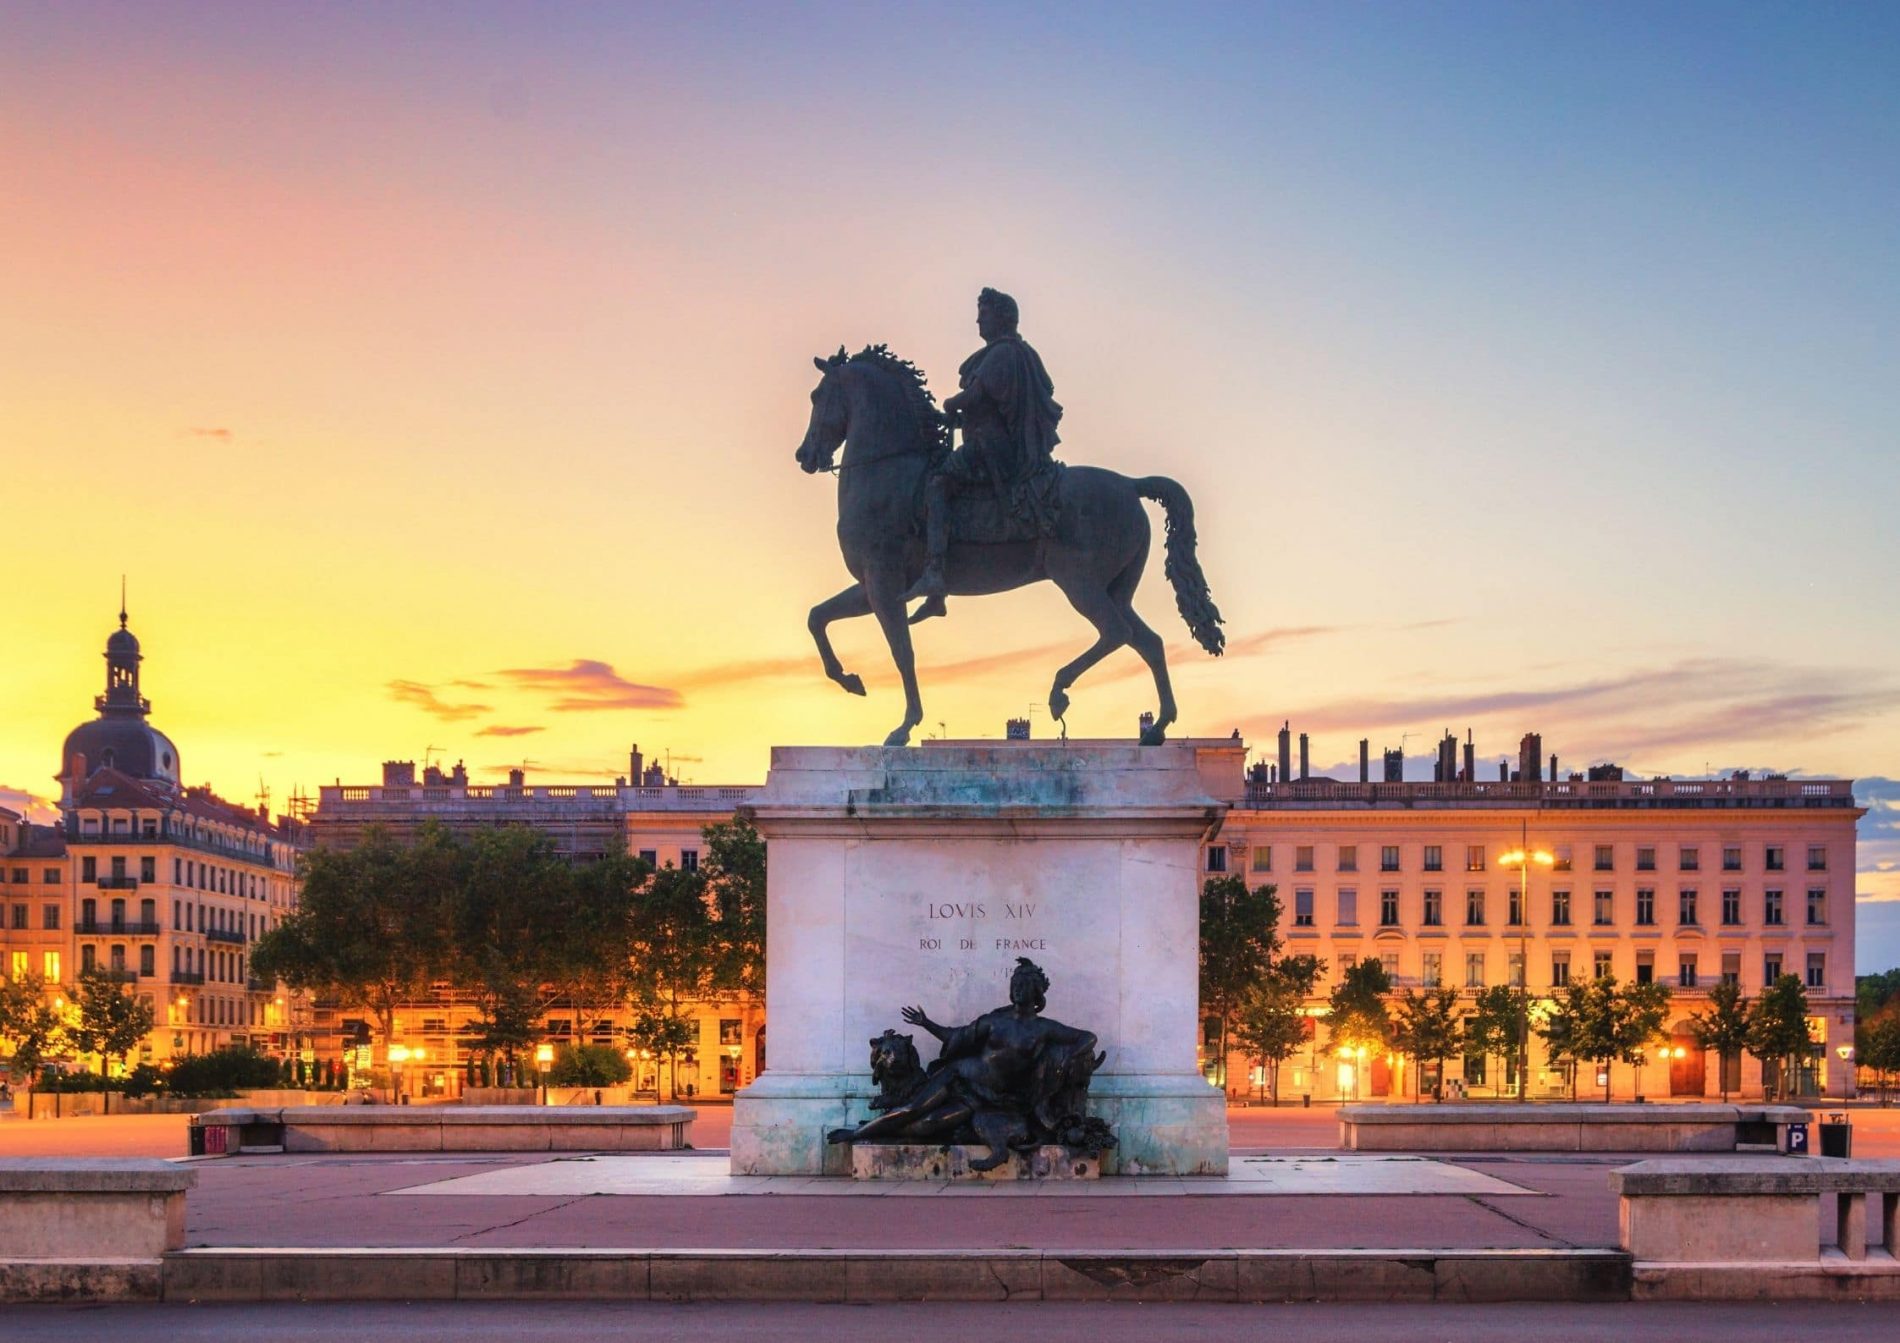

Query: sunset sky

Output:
[3, 4, 1896, 961]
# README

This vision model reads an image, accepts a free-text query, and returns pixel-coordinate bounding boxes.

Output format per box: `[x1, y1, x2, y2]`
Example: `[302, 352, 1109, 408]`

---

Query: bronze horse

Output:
[795, 346, 1222, 747]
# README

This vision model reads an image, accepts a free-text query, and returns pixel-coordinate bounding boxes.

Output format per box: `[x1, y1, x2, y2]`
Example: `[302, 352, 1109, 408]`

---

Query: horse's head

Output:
[796, 347, 851, 474]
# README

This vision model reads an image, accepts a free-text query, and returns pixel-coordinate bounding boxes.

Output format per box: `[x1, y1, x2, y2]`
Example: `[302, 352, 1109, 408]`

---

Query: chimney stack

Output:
[1499, 760, 1510, 782]
[1298, 733, 1310, 781]
[1462, 731, 1475, 784]
[507, 768, 525, 787]
[1436, 731, 1457, 783]
[1519, 732, 1544, 783]
[1006, 717, 1030, 740]
[630, 745, 644, 782]
[1550, 752, 1558, 781]
[1359, 738, 1370, 783]
[1277, 722, 1292, 784]
[1382, 748, 1403, 783]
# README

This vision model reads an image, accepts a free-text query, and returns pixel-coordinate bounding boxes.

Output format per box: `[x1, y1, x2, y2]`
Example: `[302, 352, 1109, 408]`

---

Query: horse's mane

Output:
[848, 344, 949, 462]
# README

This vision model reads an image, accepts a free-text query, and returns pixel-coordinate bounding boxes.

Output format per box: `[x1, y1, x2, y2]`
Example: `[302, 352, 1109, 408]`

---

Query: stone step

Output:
[158, 1246, 1632, 1304]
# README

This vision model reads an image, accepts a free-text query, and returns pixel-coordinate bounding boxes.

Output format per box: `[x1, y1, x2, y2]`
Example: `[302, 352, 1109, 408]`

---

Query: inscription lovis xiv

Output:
[920, 899, 1047, 952]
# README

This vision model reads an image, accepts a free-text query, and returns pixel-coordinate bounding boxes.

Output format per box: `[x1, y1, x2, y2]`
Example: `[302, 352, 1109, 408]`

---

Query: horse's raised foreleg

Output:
[1045, 579, 1130, 727]
[865, 568, 924, 747]
[808, 583, 873, 696]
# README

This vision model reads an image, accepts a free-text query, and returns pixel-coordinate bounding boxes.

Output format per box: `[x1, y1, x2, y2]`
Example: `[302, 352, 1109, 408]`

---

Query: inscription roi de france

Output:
[919, 899, 1046, 952]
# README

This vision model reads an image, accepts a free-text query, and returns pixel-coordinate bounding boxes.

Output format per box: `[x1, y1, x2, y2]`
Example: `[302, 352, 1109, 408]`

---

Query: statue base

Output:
[730, 741, 1235, 1178]
[850, 1143, 1100, 1181]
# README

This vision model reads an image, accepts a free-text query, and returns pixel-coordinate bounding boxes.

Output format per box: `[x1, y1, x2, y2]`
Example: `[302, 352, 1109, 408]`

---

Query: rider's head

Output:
[1008, 957, 1049, 1014]
[977, 287, 1019, 340]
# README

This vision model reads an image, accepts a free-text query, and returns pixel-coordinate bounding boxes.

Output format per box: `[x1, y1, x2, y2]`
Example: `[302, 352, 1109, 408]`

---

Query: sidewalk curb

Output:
[156, 1246, 1632, 1304]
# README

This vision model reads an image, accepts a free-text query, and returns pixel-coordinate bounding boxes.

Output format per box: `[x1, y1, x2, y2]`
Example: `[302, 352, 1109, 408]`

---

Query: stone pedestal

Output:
[851, 1144, 1101, 1181]
[730, 741, 1230, 1176]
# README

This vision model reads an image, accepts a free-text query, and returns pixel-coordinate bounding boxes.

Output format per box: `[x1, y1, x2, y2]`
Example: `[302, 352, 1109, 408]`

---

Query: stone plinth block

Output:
[731, 741, 1230, 1177]
[850, 1144, 1101, 1181]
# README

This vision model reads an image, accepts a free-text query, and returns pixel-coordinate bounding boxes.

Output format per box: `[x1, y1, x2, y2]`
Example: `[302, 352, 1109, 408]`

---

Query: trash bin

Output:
[1819, 1112, 1852, 1158]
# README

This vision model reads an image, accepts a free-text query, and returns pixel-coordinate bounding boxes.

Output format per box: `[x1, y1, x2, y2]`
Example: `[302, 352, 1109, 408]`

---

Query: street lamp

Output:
[1500, 829, 1555, 1102]
[534, 1043, 555, 1106]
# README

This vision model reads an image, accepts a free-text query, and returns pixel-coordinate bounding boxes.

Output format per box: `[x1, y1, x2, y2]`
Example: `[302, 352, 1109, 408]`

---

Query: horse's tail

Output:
[1133, 475, 1224, 656]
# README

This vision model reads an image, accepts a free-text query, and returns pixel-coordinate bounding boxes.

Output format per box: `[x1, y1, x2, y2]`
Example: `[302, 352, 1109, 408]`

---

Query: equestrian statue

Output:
[794, 288, 1224, 747]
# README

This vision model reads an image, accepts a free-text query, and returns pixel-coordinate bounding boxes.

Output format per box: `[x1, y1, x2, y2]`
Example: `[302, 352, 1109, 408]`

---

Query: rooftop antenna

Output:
[119, 575, 128, 628]
[423, 745, 443, 770]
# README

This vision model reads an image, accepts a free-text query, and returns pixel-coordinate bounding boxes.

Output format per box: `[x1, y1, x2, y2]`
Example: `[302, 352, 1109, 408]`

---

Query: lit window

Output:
[1251, 845, 1272, 873]
[1466, 845, 1485, 873]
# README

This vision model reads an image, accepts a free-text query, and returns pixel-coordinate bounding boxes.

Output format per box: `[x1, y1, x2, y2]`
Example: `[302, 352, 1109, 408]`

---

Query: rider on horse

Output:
[905, 287, 1064, 621]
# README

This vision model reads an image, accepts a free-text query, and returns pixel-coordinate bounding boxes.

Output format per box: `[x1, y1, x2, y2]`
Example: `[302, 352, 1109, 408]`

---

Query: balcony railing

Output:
[95, 875, 140, 890]
[169, 970, 206, 986]
[77, 919, 162, 936]
[86, 967, 140, 983]
[204, 928, 247, 945]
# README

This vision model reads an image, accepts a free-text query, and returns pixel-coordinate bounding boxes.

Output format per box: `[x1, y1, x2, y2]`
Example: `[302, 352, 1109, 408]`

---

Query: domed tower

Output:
[58, 600, 182, 801]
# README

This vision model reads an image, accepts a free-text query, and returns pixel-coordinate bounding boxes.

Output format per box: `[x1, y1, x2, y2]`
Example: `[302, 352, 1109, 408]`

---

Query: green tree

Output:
[1688, 979, 1750, 1100]
[450, 825, 572, 1059]
[1747, 973, 1814, 1100]
[1230, 953, 1325, 1103]
[703, 815, 767, 996]
[627, 1010, 697, 1096]
[1856, 1003, 1900, 1102]
[1326, 957, 1392, 1092]
[252, 824, 455, 1067]
[1856, 967, 1900, 1018]
[548, 1042, 634, 1088]
[1614, 980, 1672, 1099]
[0, 976, 65, 1100]
[1464, 986, 1531, 1098]
[69, 966, 155, 1103]
[1198, 876, 1282, 1089]
[1392, 986, 1462, 1101]
[626, 864, 718, 1099]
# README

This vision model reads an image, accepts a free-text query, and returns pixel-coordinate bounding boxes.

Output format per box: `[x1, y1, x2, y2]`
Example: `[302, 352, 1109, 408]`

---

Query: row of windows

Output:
[3, 868, 65, 885]
[77, 813, 284, 866]
[1287, 886, 1829, 929]
[1399, 947, 1828, 992]
[635, 847, 699, 871]
[5, 898, 278, 937]
[1217, 842, 1831, 876]
[75, 941, 254, 985]
[71, 854, 279, 900]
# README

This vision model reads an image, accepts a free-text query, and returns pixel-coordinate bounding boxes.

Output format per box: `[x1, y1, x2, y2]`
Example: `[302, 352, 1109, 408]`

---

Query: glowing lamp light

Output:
[388, 1045, 411, 1064]
[1499, 849, 1555, 868]
[1837, 1045, 1855, 1061]
[534, 1044, 555, 1066]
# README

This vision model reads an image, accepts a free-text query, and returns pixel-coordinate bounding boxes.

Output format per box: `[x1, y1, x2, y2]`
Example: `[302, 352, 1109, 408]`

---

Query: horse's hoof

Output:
[1048, 689, 1070, 721]
[1139, 725, 1168, 746]
[907, 596, 947, 625]
[884, 725, 914, 747]
[838, 673, 866, 696]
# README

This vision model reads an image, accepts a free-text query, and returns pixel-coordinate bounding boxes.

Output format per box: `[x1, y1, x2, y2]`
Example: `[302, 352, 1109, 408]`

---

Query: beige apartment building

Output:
[1205, 730, 1863, 1102]
[0, 611, 307, 1078]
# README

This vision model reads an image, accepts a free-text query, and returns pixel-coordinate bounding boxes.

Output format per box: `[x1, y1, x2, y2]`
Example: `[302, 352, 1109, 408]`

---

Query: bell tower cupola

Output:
[98, 588, 150, 717]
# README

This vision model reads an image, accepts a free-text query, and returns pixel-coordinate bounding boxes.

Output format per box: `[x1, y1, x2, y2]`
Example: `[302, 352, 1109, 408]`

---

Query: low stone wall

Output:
[190, 1104, 697, 1154]
[1339, 1103, 1809, 1153]
[0, 1158, 196, 1302]
[21, 1088, 349, 1119]
[1612, 1157, 1900, 1299]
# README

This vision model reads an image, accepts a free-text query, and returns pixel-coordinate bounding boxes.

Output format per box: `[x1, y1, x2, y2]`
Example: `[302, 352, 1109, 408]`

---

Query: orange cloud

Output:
[387, 680, 491, 722]
[476, 725, 544, 738]
[498, 660, 683, 712]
